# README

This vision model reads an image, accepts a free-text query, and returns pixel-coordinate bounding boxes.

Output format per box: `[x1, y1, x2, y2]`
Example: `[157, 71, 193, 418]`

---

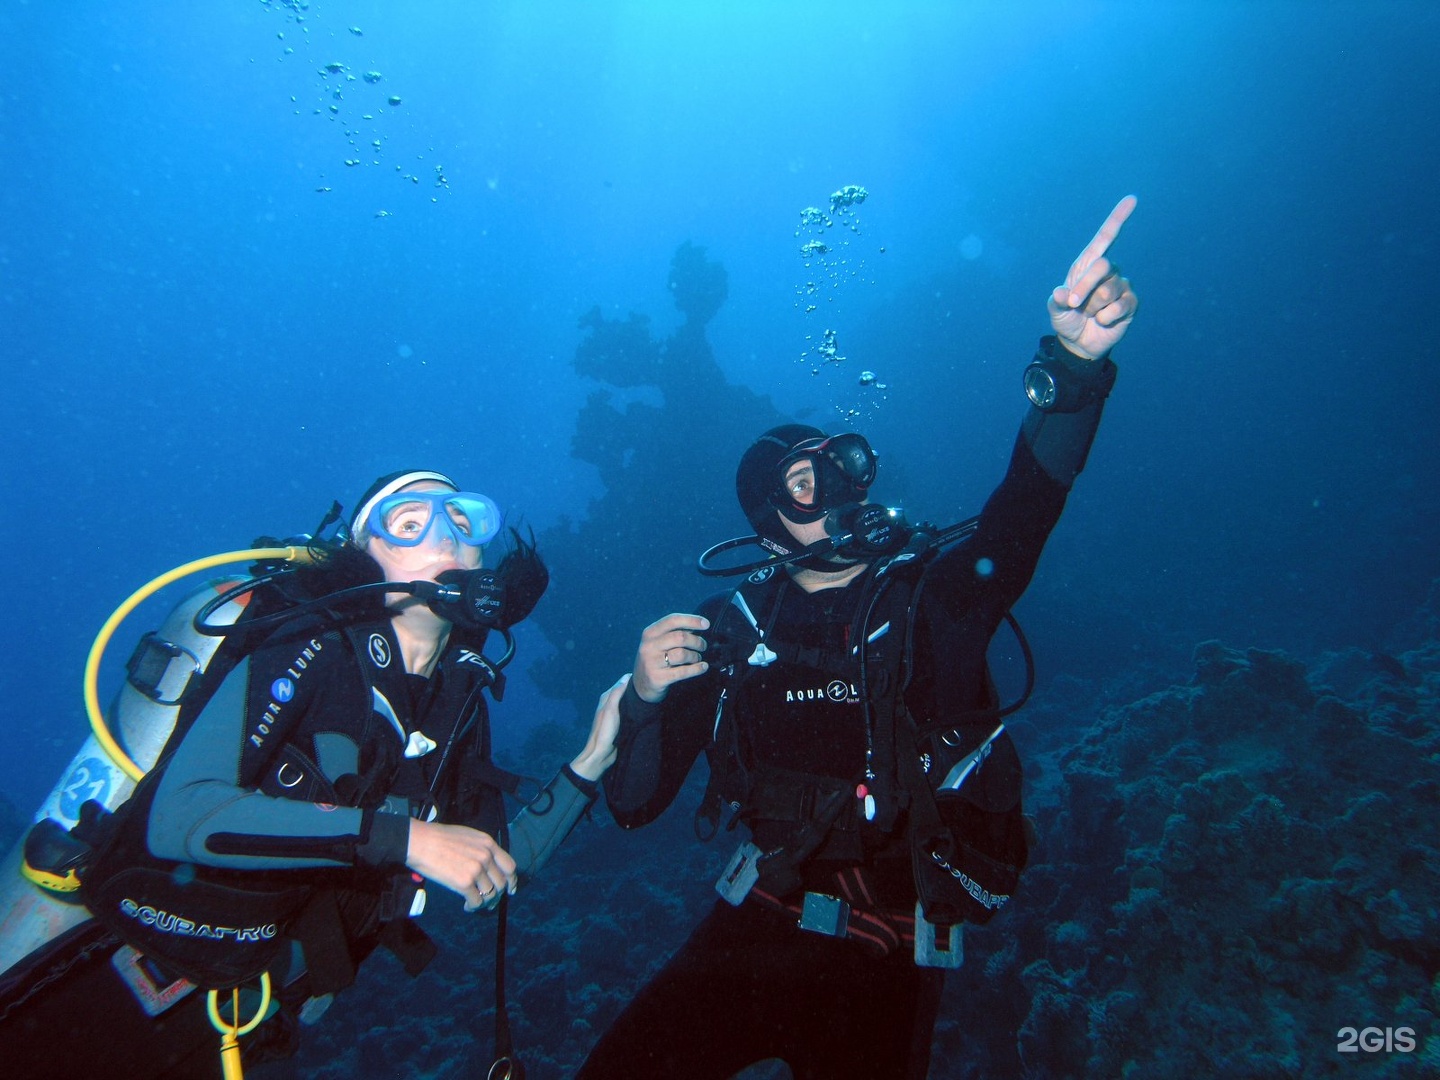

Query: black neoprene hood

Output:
[735, 424, 826, 550]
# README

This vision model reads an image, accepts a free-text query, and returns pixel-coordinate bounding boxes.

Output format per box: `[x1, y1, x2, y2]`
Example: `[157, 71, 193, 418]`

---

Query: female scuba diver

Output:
[0, 468, 624, 1079]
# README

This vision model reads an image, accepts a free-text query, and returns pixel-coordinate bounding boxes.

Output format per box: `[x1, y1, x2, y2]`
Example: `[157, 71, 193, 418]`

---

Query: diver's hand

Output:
[406, 819, 518, 912]
[1048, 195, 1140, 360]
[633, 613, 711, 703]
[570, 674, 630, 781]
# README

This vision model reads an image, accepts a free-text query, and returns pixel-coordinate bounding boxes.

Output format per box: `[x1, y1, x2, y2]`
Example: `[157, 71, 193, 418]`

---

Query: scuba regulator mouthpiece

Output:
[824, 503, 911, 560]
[697, 503, 914, 577]
[415, 569, 506, 631]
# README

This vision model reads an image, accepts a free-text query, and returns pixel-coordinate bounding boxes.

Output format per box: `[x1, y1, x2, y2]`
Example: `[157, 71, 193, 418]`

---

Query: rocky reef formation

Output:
[529, 242, 786, 721]
[926, 626, 1440, 1078]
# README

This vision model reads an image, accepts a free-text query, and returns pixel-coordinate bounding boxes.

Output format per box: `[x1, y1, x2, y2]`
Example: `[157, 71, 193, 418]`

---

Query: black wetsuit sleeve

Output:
[147, 638, 377, 871]
[1021, 336, 1117, 490]
[923, 339, 1114, 642]
[602, 671, 720, 829]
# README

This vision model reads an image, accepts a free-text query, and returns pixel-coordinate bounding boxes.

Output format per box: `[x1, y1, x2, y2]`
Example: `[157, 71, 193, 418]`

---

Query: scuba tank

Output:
[0, 577, 251, 981]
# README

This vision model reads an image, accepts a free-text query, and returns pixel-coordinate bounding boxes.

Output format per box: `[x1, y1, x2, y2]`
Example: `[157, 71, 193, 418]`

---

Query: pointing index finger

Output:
[1068, 195, 1138, 287]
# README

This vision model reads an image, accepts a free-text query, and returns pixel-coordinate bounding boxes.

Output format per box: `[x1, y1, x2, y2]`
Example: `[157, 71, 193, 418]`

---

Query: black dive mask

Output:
[769, 433, 878, 525]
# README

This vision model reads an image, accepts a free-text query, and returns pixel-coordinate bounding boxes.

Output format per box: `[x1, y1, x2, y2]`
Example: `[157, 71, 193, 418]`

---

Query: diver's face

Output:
[365, 481, 483, 584]
[778, 511, 832, 549]
[776, 456, 870, 553]
[777, 458, 828, 547]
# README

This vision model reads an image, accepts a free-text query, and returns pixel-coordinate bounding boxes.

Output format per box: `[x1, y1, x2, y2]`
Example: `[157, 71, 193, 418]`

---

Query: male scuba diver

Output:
[577, 197, 1139, 1079]
[0, 470, 623, 1079]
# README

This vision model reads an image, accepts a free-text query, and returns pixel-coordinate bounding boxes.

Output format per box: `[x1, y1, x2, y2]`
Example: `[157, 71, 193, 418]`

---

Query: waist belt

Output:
[750, 863, 912, 954]
[748, 865, 962, 968]
[751, 884, 915, 957]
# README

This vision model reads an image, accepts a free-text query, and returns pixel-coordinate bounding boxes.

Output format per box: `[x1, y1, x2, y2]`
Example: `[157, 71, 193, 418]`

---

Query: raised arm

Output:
[927, 198, 1140, 620]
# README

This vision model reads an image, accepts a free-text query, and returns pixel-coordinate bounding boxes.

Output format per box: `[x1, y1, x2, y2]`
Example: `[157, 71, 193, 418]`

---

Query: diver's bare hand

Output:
[1048, 195, 1140, 360]
[406, 819, 517, 912]
[633, 613, 711, 703]
[570, 674, 630, 781]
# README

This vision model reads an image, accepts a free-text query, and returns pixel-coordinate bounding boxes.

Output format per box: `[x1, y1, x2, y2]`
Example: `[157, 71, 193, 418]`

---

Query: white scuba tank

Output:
[0, 579, 248, 979]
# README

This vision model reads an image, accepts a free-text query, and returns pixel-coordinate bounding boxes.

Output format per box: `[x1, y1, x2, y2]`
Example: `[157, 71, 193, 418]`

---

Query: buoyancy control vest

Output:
[75, 614, 514, 992]
[697, 552, 1030, 927]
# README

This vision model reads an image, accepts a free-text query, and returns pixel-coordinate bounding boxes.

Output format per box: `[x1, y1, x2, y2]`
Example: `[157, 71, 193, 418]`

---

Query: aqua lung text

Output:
[286, 638, 325, 682]
[784, 681, 860, 704]
[250, 638, 324, 750]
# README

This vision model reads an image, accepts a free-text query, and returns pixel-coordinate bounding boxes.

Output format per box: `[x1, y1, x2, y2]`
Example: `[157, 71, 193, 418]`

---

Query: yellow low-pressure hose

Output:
[83, 546, 316, 781]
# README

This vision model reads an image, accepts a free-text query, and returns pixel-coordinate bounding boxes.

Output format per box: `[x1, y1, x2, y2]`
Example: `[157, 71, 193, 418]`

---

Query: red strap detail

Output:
[846, 908, 901, 954]
[846, 865, 878, 909]
[749, 881, 912, 957]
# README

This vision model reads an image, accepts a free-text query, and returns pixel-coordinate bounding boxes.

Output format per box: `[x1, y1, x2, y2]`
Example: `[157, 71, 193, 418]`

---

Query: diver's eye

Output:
[784, 463, 816, 505]
[447, 508, 474, 536]
[384, 501, 431, 537]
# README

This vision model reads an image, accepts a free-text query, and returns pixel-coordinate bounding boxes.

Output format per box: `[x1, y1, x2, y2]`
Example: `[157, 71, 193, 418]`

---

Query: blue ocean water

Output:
[2, 2, 1437, 1077]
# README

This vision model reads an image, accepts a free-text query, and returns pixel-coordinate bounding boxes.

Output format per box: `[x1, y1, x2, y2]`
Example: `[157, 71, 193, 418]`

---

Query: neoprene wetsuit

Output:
[0, 613, 595, 1079]
[149, 615, 595, 882]
[579, 340, 1114, 1080]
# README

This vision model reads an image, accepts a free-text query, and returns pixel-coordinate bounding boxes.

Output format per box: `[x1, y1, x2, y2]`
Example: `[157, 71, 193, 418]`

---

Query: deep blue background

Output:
[2, 1, 1437, 820]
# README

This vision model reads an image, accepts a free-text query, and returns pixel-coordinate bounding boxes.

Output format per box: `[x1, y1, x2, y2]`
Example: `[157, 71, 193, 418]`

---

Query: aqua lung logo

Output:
[285, 640, 323, 682]
[249, 638, 322, 750]
[120, 898, 279, 943]
[368, 633, 392, 668]
[784, 681, 860, 704]
[931, 851, 1009, 911]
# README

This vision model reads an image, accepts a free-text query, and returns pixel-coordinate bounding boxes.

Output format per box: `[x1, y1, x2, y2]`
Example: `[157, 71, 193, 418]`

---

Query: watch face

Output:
[1025, 365, 1058, 409]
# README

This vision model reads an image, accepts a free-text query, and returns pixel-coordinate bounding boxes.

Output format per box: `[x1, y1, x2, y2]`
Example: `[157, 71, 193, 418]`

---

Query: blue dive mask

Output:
[367, 491, 502, 548]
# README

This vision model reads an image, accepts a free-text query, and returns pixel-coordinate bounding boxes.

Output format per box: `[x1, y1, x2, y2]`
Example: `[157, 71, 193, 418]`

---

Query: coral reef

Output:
[974, 633, 1440, 1079]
